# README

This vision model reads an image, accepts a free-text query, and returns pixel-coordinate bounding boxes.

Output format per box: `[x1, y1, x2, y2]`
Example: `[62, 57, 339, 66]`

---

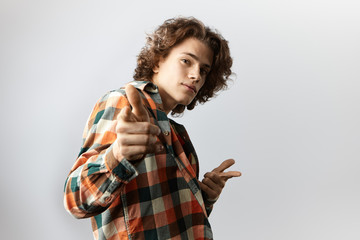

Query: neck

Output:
[157, 87, 176, 115]
[151, 77, 176, 115]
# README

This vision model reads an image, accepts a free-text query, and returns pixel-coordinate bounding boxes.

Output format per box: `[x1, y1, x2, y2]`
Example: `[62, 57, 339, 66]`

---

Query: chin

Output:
[174, 93, 196, 106]
[179, 99, 194, 106]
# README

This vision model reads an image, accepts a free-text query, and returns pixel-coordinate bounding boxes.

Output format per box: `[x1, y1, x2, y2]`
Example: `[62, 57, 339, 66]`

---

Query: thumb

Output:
[125, 84, 150, 122]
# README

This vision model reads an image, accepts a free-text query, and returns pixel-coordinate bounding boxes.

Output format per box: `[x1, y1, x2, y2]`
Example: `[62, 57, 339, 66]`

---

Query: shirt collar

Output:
[129, 80, 158, 94]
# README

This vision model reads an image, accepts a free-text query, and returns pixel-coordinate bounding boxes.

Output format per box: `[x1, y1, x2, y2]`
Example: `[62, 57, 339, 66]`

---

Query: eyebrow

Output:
[181, 52, 211, 69]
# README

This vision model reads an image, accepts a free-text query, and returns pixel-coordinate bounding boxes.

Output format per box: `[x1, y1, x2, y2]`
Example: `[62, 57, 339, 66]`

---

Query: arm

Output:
[64, 90, 134, 218]
[64, 85, 161, 218]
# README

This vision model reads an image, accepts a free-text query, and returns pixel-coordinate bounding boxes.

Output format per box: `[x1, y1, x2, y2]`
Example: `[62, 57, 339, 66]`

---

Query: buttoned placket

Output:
[144, 83, 207, 215]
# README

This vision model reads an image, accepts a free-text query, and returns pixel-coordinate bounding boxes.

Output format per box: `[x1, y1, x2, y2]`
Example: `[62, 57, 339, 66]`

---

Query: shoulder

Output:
[88, 80, 159, 123]
[95, 80, 153, 108]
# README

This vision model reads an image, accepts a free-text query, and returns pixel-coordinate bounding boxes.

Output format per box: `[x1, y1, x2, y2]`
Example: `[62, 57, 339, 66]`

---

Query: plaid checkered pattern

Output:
[64, 81, 214, 239]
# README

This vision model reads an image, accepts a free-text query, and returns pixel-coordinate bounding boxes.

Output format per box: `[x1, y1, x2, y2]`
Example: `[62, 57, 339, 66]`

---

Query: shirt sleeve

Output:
[202, 193, 219, 216]
[63, 90, 138, 219]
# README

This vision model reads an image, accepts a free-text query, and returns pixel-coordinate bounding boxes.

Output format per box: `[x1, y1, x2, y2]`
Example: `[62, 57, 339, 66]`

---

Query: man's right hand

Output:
[113, 84, 163, 161]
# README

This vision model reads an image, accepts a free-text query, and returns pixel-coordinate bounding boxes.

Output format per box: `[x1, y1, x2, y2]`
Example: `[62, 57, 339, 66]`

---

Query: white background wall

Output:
[0, 0, 359, 239]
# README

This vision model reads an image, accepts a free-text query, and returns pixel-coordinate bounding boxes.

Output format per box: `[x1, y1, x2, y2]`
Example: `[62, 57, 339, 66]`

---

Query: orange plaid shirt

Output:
[64, 81, 214, 239]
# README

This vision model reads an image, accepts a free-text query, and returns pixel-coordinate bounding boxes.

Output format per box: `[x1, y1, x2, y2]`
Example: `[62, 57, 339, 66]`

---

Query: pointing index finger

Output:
[125, 84, 150, 122]
[118, 106, 136, 122]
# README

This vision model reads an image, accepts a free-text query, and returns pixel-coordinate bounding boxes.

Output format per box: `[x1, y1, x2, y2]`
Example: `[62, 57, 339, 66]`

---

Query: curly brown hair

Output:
[134, 16, 233, 115]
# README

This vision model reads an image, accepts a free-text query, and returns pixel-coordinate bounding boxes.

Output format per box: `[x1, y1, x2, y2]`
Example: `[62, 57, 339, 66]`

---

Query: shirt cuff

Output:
[203, 196, 218, 207]
[104, 144, 138, 183]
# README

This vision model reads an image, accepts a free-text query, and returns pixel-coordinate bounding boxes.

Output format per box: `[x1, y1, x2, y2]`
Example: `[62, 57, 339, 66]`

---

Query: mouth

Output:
[182, 83, 197, 94]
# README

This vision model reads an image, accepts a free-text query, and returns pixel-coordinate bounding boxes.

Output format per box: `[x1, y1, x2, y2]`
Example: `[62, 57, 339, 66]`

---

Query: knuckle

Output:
[118, 136, 127, 145]
[116, 123, 127, 133]
[214, 174, 222, 181]
[208, 172, 216, 178]
[202, 178, 210, 185]
[120, 146, 129, 156]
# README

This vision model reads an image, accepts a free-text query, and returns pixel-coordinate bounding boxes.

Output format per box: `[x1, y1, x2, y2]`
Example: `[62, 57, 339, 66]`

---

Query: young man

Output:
[64, 17, 241, 240]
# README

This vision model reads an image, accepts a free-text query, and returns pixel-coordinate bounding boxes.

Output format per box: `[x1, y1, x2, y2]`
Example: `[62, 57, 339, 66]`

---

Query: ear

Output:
[153, 56, 164, 74]
[153, 64, 159, 73]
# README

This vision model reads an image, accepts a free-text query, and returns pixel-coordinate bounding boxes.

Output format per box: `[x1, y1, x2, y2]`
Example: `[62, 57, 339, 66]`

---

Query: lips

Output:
[182, 83, 197, 94]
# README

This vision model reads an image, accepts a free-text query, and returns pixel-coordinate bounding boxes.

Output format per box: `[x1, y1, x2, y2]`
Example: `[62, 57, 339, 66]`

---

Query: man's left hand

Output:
[199, 159, 241, 202]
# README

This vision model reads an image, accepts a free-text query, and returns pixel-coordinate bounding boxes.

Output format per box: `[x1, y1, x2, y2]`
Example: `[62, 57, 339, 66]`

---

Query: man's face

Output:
[152, 37, 213, 114]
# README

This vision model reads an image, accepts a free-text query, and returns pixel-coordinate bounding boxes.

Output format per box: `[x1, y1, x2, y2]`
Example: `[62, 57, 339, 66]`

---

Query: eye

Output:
[181, 59, 190, 64]
[200, 68, 208, 76]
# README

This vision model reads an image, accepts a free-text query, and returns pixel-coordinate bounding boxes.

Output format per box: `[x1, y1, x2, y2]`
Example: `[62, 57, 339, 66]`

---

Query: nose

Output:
[188, 66, 201, 82]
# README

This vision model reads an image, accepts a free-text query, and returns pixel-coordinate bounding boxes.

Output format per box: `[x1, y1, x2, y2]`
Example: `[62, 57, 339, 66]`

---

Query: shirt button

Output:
[163, 131, 169, 136]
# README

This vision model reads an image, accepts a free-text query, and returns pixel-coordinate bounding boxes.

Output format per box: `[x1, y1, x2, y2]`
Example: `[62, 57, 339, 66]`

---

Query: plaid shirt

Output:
[64, 81, 214, 240]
